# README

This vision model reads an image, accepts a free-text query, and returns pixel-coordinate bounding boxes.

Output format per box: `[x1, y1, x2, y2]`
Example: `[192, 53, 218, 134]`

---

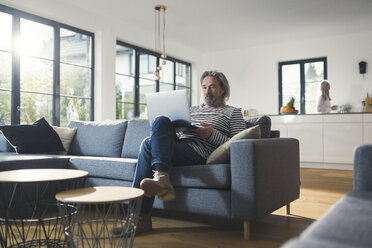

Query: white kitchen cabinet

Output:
[323, 123, 363, 163]
[287, 123, 323, 162]
[269, 113, 371, 168]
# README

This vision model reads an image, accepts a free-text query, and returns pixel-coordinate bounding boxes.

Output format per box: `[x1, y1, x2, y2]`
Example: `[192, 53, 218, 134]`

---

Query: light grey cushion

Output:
[52, 126, 77, 155]
[67, 120, 128, 157]
[121, 119, 151, 158]
[0, 134, 9, 152]
[206, 125, 261, 164]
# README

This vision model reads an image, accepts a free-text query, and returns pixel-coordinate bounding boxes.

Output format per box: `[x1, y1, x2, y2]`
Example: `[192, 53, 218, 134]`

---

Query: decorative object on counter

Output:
[338, 104, 352, 113]
[365, 97, 372, 112]
[243, 108, 258, 117]
[280, 97, 298, 115]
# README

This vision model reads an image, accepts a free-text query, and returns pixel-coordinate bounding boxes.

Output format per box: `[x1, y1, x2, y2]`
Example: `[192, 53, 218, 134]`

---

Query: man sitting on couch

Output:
[127, 70, 246, 235]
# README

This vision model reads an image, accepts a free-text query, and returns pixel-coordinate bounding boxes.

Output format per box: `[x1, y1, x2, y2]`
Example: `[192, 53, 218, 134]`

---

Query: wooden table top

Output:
[0, 169, 88, 183]
[56, 186, 144, 204]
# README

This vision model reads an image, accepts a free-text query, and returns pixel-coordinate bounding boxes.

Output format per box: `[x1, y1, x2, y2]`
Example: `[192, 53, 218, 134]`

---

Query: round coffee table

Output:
[56, 186, 144, 248]
[0, 169, 88, 247]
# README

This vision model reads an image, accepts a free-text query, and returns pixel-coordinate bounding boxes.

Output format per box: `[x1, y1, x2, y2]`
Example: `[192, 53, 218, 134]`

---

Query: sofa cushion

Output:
[0, 134, 13, 152]
[122, 119, 151, 158]
[285, 191, 372, 248]
[245, 115, 271, 138]
[67, 120, 128, 157]
[170, 164, 231, 188]
[206, 125, 261, 164]
[68, 156, 137, 181]
[0, 152, 70, 171]
[52, 126, 77, 155]
[0, 117, 64, 154]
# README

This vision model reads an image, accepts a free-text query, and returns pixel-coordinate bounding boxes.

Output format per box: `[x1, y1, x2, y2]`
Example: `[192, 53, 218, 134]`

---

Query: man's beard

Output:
[204, 94, 218, 106]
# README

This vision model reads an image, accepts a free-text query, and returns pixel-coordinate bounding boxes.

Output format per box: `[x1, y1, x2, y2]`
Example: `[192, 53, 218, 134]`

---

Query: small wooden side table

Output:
[56, 186, 144, 248]
[0, 169, 88, 247]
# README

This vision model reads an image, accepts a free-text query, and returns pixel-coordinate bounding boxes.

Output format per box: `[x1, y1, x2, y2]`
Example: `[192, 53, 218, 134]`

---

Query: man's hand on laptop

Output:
[194, 124, 213, 139]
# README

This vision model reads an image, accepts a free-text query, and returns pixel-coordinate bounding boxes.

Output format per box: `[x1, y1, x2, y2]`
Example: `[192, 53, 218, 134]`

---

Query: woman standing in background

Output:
[317, 80, 337, 113]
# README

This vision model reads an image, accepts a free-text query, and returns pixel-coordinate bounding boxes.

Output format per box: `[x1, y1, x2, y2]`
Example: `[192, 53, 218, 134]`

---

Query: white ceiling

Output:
[59, 0, 372, 53]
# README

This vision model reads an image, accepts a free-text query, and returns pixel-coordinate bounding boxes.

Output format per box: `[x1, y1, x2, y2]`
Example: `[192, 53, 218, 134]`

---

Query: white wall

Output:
[0, 0, 203, 121]
[202, 31, 372, 115]
[3, 0, 372, 119]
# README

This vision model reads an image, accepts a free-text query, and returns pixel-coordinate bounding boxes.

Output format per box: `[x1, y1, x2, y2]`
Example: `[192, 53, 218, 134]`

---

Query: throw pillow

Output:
[52, 126, 77, 155]
[245, 115, 271, 138]
[206, 125, 261, 164]
[0, 117, 64, 154]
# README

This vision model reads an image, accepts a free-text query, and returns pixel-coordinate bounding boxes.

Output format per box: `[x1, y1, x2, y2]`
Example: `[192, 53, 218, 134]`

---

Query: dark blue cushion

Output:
[0, 117, 64, 154]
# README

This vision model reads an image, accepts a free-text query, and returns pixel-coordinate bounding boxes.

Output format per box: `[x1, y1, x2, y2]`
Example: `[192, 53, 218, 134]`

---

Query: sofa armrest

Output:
[230, 138, 300, 220]
[354, 144, 372, 192]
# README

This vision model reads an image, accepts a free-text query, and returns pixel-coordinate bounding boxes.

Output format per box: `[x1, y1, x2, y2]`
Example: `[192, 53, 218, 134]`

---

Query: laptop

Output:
[146, 90, 192, 127]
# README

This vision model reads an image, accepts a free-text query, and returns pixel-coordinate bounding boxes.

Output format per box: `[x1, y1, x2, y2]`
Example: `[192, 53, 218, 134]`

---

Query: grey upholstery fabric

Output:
[282, 191, 372, 248]
[121, 119, 151, 158]
[68, 120, 128, 157]
[270, 130, 280, 138]
[282, 237, 358, 248]
[245, 115, 271, 138]
[354, 144, 372, 192]
[84, 177, 133, 187]
[230, 138, 300, 220]
[68, 156, 137, 181]
[170, 164, 230, 188]
[154, 187, 231, 218]
[0, 153, 70, 171]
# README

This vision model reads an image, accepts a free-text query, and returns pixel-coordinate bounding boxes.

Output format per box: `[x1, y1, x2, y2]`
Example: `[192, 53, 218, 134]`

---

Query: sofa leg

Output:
[286, 203, 290, 215]
[244, 221, 250, 240]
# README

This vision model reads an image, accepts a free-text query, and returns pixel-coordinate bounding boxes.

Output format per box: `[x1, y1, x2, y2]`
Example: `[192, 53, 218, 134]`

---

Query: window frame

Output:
[0, 4, 94, 125]
[116, 40, 192, 119]
[278, 57, 327, 114]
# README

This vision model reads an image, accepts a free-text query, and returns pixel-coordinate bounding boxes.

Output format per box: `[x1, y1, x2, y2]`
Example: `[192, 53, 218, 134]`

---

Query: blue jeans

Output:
[132, 116, 205, 214]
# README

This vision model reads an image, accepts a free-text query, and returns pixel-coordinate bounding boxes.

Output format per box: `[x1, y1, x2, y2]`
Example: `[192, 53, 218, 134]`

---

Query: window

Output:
[279, 57, 327, 114]
[0, 11, 12, 125]
[0, 4, 94, 126]
[115, 41, 191, 120]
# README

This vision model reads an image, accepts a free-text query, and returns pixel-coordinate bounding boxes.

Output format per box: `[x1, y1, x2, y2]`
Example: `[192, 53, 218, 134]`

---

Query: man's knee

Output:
[140, 137, 151, 153]
[152, 116, 172, 128]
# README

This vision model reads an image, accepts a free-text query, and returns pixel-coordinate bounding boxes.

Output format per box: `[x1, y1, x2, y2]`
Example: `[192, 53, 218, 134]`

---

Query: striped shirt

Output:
[181, 105, 246, 159]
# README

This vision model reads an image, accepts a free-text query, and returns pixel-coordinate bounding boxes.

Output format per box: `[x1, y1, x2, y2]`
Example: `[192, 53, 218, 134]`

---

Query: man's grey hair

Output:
[200, 70, 230, 103]
[320, 80, 331, 100]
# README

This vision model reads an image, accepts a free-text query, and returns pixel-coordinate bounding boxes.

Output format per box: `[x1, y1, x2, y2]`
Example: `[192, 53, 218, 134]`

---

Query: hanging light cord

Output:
[162, 7, 166, 55]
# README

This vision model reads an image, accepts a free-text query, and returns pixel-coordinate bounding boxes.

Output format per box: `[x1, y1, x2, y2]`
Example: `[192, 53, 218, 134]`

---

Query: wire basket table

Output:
[0, 169, 88, 248]
[56, 186, 144, 248]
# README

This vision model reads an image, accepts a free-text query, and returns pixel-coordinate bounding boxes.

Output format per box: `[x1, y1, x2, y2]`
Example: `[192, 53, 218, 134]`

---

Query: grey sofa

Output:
[282, 144, 372, 248]
[0, 117, 300, 240]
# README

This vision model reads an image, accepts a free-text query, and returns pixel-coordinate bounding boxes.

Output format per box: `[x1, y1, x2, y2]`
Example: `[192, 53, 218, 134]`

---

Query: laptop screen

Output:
[145, 90, 190, 126]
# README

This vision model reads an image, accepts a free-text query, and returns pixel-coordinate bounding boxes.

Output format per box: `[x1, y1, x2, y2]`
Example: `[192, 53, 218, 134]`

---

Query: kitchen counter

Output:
[269, 111, 372, 116]
[269, 113, 372, 170]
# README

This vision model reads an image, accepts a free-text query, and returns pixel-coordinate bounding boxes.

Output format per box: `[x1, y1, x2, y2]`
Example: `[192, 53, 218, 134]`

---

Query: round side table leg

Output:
[59, 196, 143, 248]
